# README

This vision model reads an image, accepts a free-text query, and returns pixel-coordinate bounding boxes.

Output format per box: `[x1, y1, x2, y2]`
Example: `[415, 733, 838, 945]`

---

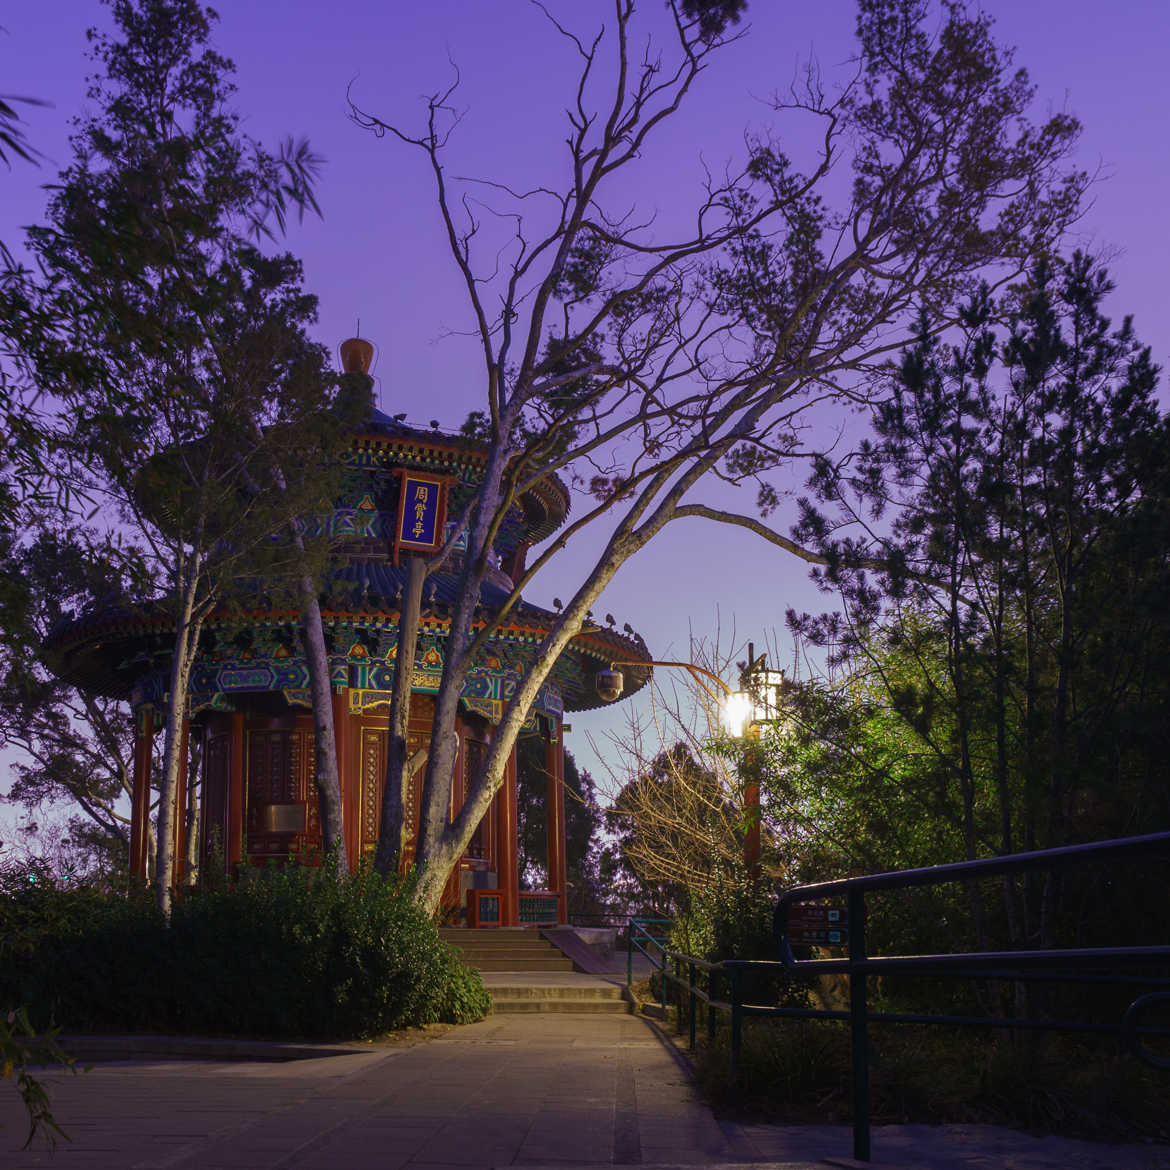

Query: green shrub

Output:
[669, 867, 811, 1009]
[692, 1017, 1170, 1141]
[0, 861, 489, 1039]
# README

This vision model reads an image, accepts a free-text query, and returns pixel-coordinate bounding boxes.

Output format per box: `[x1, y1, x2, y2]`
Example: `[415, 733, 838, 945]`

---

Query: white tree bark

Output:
[299, 577, 348, 869]
[154, 559, 205, 918]
[375, 554, 427, 875]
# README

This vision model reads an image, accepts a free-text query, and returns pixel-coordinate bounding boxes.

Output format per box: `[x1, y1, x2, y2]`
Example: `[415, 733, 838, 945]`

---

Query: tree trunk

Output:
[146, 815, 157, 882]
[375, 555, 427, 875]
[414, 458, 507, 868]
[413, 832, 468, 913]
[299, 577, 348, 870]
[1040, 561, 1074, 950]
[412, 549, 625, 913]
[184, 733, 201, 887]
[407, 444, 721, 913]
[237, 413, 354, 875]
[155, 570, 203, 918]
[948, 523, 987, 949]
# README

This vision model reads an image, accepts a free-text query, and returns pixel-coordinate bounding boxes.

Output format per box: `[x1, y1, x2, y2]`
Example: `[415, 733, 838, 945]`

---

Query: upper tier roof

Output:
[43, 343, 650, 714]
[352, 408, 570, 548]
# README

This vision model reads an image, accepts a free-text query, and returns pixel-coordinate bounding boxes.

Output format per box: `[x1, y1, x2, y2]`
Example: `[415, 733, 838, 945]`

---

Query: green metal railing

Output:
[642, 832, 1170, 1164]
[626, 916, 672, 988]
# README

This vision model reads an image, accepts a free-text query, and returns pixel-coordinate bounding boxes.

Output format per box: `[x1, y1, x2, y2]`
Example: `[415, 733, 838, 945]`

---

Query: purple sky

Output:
[3, 1, 1168, 788]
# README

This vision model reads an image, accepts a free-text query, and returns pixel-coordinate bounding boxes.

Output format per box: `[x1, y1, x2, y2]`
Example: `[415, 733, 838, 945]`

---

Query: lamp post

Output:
[724, 644, 785, 873]
[602, 646, 785, 874]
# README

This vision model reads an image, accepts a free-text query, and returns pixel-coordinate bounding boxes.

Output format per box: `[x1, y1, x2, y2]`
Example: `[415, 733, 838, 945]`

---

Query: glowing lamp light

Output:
[723, 689, 754, 738]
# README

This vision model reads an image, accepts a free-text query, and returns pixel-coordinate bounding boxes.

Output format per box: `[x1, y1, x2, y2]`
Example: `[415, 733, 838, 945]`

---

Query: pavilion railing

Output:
[466, 889, 562, 927]
[643, 832, 1170, 1164]
[518, 891, 560, 926]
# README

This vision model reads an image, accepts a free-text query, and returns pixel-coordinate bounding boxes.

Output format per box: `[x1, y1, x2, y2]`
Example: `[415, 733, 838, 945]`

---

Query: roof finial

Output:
[339, 331, 374, 375]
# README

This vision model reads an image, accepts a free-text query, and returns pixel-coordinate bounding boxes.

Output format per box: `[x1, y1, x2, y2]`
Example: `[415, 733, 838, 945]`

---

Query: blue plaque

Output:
[396, 473, 447, 553]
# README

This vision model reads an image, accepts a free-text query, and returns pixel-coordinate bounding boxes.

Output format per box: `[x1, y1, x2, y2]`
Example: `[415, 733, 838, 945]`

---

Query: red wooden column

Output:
[545, 716, 568, 924]
[129, 705, 154, 880]
[496, 742, 520, 926]
[172, 718, 190, 887]
[227, 711, 245, 871]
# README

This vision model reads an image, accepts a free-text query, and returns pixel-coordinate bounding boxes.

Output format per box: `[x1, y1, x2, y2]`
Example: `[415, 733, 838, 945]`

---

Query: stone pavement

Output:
[2, 1013, 1167, 1169]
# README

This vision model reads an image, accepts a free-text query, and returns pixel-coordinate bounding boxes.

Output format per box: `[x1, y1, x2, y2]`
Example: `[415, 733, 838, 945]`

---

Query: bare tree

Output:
[595, 638, 748, 902]
[350, 0, 1085, 912]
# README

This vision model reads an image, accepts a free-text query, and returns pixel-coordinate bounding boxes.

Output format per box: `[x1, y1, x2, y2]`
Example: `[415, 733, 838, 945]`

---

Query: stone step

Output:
[442, 928, 579, 974]
[440, 929, 551, 943]
[490, 997, 630, 1014]
[479, 970, 630, 1015]
[439, 928, 545, 935]
[472, 956, 575, 971]
[457, 954, 575, 967]
[451, 941, 564, 954]
[485, 983, 625, 1001]
[486, 982, 629, 1015]
[444, 937, 555, 949]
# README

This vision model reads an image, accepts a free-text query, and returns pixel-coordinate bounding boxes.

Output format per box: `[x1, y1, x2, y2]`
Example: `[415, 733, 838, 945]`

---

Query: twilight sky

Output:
[3, 0, 1168, 790]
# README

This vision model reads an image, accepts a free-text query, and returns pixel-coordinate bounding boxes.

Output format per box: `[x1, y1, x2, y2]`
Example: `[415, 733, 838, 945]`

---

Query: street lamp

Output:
[724, 643, 786, 736]
[722, 689, 755, 738]
[728, 643, 786, 873]
[600, 645, 785, 873]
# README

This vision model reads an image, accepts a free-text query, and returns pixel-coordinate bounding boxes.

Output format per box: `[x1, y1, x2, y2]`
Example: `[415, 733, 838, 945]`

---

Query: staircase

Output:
[440, 928, 630, 1014]
[439, 928, 574, 972]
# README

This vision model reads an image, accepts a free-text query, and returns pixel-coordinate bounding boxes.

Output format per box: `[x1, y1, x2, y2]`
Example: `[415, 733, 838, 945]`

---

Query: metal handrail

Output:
[626, 915, 672, 987]
[642, 833, 1170, 1164]
[777, 831, 1170, 898]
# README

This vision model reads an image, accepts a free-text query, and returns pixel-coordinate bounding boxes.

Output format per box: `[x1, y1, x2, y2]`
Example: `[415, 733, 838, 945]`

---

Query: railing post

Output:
[730, 966, 743, 1099]
[660, 943, 668, 1017]
[707, 967, 717, 1041]
[627, 918, 634, 987]
[848, 888, 870, 1162]
[688, 961, 697, 1050]
[674, 954, 682, 1031]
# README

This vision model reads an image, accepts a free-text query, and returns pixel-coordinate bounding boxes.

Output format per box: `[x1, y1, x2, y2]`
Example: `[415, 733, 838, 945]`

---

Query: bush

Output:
[0, 861, 489, 1039]
[668, 867, 811, 1009]
[692, 1017, 1170, 1142]
[672, 870, 776, 962]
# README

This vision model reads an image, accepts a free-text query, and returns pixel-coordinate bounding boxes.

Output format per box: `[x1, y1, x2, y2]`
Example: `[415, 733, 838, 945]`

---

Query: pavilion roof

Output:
[43, 562, 651, 713]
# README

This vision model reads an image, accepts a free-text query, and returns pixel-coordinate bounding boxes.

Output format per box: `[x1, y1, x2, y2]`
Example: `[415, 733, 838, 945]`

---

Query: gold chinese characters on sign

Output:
[393, 471, 449, 559]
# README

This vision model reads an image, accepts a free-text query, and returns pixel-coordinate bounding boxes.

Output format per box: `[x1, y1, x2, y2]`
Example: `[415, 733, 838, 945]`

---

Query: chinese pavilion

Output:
[46, 338, 651, 925]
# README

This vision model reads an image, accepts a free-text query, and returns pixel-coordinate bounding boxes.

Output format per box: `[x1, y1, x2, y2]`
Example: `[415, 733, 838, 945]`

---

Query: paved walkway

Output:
[2, 1014, 1167, 1169]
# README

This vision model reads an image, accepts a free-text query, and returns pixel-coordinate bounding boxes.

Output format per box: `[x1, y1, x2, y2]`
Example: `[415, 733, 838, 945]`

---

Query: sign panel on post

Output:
[394, 472, 449, 560]
[785, 904, 849, 946]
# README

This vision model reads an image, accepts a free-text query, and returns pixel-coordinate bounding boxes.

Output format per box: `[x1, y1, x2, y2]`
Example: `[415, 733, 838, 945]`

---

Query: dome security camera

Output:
[595, 667, 624, 703]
